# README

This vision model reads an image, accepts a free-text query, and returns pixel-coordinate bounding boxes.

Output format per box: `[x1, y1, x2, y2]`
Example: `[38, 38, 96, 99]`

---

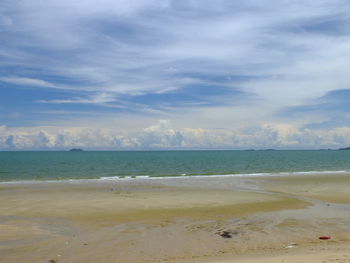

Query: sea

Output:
[0, 150, 350, 182]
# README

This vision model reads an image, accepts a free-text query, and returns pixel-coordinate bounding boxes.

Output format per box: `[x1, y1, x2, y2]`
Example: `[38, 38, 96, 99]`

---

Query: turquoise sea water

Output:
[0, 150, 350, 182]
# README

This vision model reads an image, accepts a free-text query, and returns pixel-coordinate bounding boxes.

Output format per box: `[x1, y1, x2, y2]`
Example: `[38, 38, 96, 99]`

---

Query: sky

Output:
[1, 0, 350, 150]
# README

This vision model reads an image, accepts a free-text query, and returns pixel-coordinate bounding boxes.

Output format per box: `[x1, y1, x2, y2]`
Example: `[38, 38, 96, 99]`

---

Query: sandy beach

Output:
[1, 174, 350, 263]
[3, 0, 350, 262]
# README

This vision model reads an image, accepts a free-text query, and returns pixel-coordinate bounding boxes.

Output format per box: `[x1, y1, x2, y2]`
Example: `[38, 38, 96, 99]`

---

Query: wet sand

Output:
[0, 173, 350, 263]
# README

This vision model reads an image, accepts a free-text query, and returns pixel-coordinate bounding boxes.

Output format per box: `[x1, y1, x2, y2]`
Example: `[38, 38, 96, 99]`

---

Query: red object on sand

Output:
[319, 236, 331, 240]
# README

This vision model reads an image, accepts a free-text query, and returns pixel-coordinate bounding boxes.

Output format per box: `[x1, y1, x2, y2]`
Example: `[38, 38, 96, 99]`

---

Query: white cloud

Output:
[3, 0, 350, 101]
[1, 120, 350, 150]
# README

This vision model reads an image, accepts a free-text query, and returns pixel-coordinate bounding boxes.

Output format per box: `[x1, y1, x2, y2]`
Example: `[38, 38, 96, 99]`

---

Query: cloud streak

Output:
[0, 77, 57, 88]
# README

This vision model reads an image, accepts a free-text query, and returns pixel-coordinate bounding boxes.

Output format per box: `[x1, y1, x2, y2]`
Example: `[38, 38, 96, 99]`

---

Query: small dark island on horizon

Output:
[69, 148, 84, 152]
[339, 147, 350, 150]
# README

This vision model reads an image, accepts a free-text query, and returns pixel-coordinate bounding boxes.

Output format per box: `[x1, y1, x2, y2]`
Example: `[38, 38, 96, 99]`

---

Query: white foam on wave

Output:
[99, 170, 350, 181]
[99, 175, 150, 180]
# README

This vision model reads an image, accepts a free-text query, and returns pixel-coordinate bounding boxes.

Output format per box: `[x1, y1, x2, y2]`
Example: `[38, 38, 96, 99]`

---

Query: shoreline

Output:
[1, 173, 350, 262]
[0, 169, 349, 185]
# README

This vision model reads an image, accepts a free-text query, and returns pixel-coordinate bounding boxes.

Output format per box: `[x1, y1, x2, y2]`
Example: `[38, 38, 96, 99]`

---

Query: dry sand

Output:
[179, 241, 350, 263]
[0, 174, 350, 263]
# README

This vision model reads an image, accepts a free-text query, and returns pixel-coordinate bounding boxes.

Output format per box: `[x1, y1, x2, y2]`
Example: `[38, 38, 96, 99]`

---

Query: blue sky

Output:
[1, 0, 350, 149]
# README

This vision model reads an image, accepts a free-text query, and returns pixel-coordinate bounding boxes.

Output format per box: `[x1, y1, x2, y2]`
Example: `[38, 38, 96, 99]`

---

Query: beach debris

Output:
[218, 230, 239, 238]
[48, 260, 57, 263]
[220, 231, 232, 238]
[319, 236, 331, 240]
[284, 243, 297, 249]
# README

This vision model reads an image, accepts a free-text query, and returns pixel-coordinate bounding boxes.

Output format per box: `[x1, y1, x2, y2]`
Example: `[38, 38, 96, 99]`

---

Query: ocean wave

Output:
[1, 170, 349, 184]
